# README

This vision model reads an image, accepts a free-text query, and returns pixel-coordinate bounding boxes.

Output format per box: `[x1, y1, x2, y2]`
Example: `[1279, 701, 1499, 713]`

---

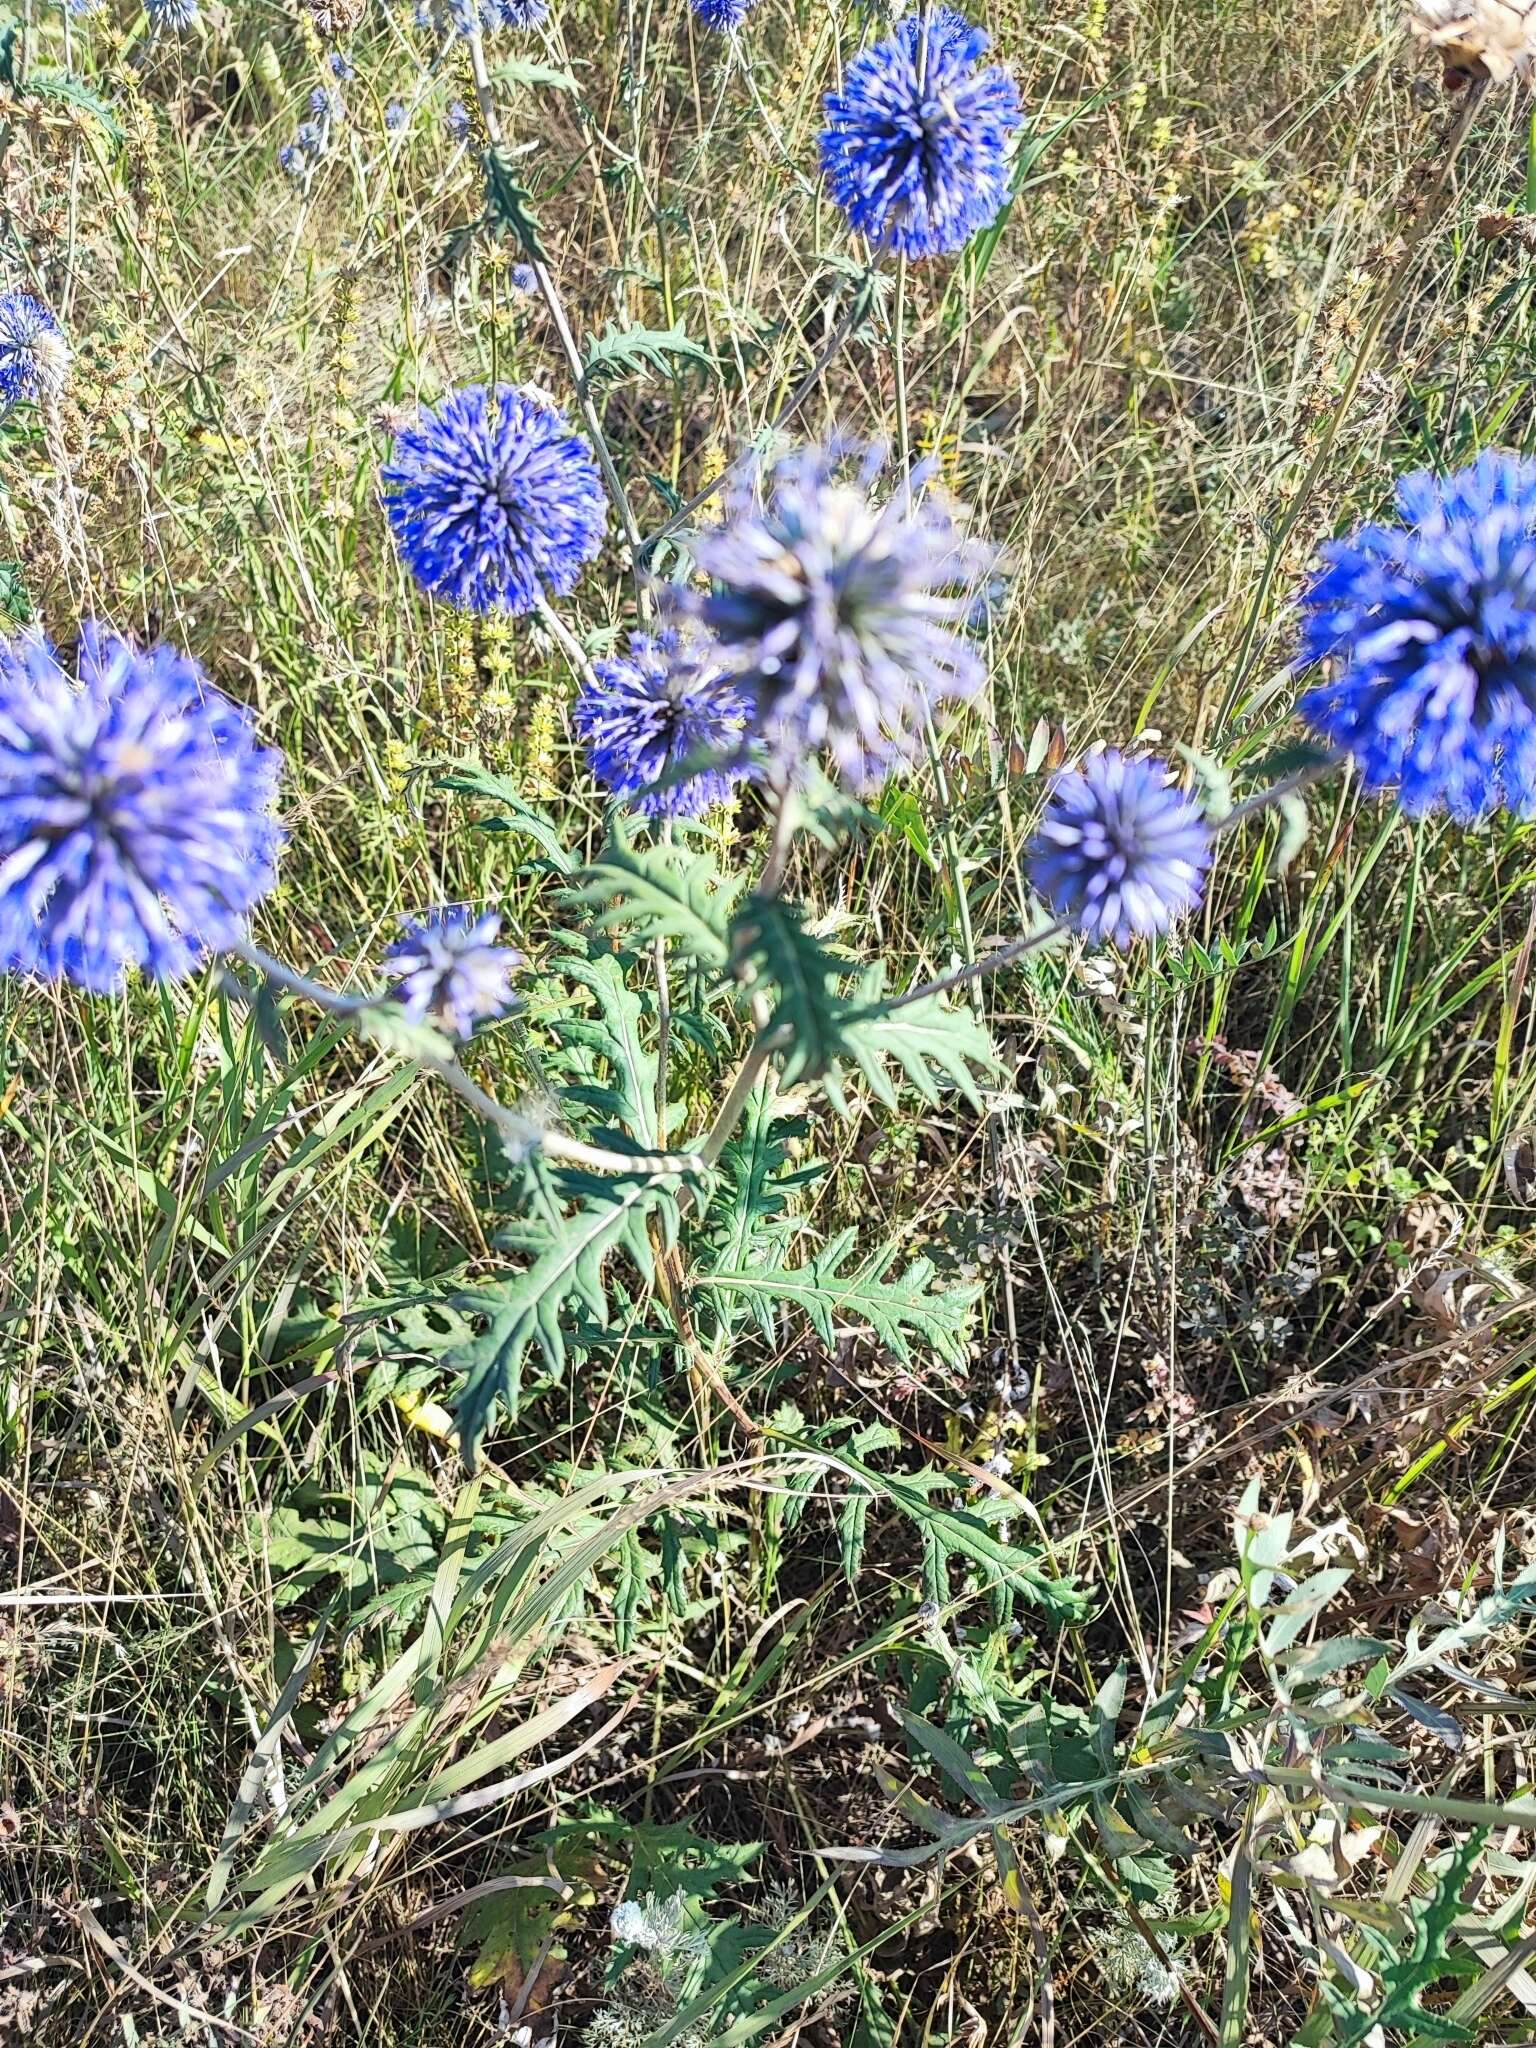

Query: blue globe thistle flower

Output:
[0, 625, 283, 991]
[295, 118, 327, 158]
[511, 263, 539, 294]
[573, 630, 751, 818]
[0, 292, 70, 410]
[446, 98, 472, 138]
[821, 9, 1022, 259]
[382, 384, 606, 616]
[385, 98, 408, 130]
[146, 0, 199, 32]
[1297, 450, 1536, 819]
[485, 0, 548, 24]
[308, 84, 342, 118]
[676, 441, 993, 789]
[328, 49, 355, 78]
[1028, 750, 1211, 949]
[690, 0, 758, 28]
[279, 142, 306, 178]
[385, 907, 522, 1039]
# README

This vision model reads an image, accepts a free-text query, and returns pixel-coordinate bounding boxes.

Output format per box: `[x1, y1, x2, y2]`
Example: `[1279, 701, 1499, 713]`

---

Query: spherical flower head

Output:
[296, 118, 327, 158]
[690, 0, 759, 28]
[446, 98, 472, 138]
[384, 907, 522, 1039]
[676, 441, 993, 790]
[1029, 750, 1211, 949]
[820, 9, 1022, 259]
[0, 625, 283, 991]
[308, 84, 342, 118]
[146, 0, 199, 31]
[573, 629, 750, 819]
[382, 384, 606, 616]
[0, 293, 70, 410]
[279, 142, 306, 178]
[328, 49, 356, 78]
[1296, 450, 1536, 820]
[385, 98, 408, 130]
[486, 0, 548, 24]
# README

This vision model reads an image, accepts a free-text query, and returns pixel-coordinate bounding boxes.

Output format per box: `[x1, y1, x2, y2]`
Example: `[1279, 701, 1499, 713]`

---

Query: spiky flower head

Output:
[145, 0, 199, 31]
[1029, 749, 1211, 949]
[446, 98, 472, 138]
[0, 293, 70, 409]
[385, 98, 408, 130]
[820, 9, 1022, 259]
[573, 630, 750, 818]
[0, 626, 282, 990]
[690, 0, 759, 27]
[384, 908, 522, 1039]
[1296, 450, 1536, 819]
[676, 441, 993, 789]
[1409, 0, 1536, 83]
[382, 384, 606, 616]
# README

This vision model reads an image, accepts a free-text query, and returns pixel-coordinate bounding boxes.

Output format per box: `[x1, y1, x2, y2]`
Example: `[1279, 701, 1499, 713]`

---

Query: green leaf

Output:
[731, 898, 847, 1086]
[830, 972, 999, 1114]
[353, 1004, 458, 1067]
[706, 1089, 811, 1287]
[581, 320, 713, 389]
[483, 147, 548, 260]
[435, 762, 572, 872]
[570, 830, 742, 970]
[704, 1226, 978, 1367]
[1327, 1830, 1485, 2045]
[450, 1171, 677, 1464]
[26, 68, 124, 140]
[546, 946, 661, 1148]
[487, 53, 580, 92]
[0, 562, 31, 625]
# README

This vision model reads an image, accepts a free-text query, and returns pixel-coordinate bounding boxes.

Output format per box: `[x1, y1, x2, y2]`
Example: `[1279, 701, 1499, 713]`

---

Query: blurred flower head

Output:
[385, 98, 408, 130]
[1409, 0, 1536, 84]
[446, 98, 472, 137]
[573, 629, 751, 818]
[145, 0, 199, 31]
[689, 0, 759, 27]
[1297, 449, 1536, 819]
[1029, 749, 1211, 949]
[384, 907, 522, 1039]
[0, 292, 70, 409]
[0, 626, 283, 990]
[676, 440, 993, 788]
[820, 9, 1022, 259]
[382, 384, 606, 615]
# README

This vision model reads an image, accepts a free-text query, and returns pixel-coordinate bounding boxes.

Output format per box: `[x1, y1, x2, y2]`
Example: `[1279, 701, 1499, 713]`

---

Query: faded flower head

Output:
[1029, 749, 1211, 949]
[1409, 0, 1536, 83]
[573, 629, 750, 819]
[610, 1891, 709, 1966]
[820, 9, 1022, 259]
[0, 625, 283, 990]
[1095, 1923, 1183, 2007]
[0, 292, 70, 409]
[676, 441, 993, 789]
[446, 98, 472, 138]
[1297, 450, 1536, 819]
[382, 384, 606, 616]
[384, 98, 408, 130]
[384, 907, 522, 1039]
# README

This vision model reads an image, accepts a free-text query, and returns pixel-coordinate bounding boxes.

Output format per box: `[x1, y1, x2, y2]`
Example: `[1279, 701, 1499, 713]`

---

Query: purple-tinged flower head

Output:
[382, 384, 606, 616]
[675, 440, 994, 789]
[573, 629, 751, 818]
[690, 0, 758, 28]
[0, 293, 70, 410]
[145, 0, 199, 31]
[278, 141, 306, 178]
[446, 98, 472, 138]
[0, 625, 283, 990]
[385, 98, 408, 130]
[308, 84, 342, 118]
[328, 49, 356, 78]
[821, 9, 1022, 259]
[511, 263, 539, 294]
[295, 118, 327, 158]
[1028, 749, 1211, 949]
[384, 907, 522, 1039]
[1296, 450, 1536, 819]
[485, 0, 548, 23]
